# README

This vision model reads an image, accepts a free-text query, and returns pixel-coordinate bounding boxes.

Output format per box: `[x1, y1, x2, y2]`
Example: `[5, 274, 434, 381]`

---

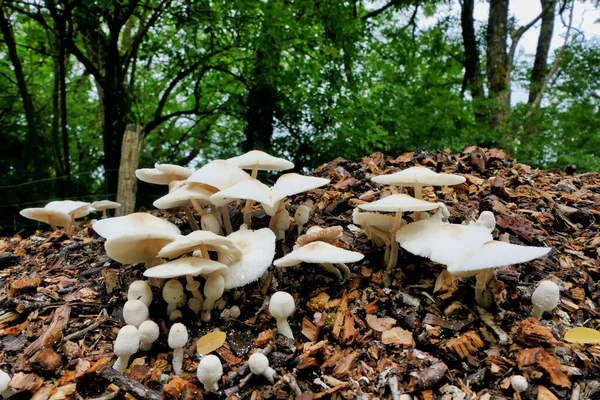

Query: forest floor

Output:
[1, 148, 599, 400]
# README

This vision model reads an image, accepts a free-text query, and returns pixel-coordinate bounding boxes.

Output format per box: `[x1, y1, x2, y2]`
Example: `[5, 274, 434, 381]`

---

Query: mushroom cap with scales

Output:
[186, 160, 251, 192]
[447, 241, 552, 277]
[274, 241, 364, 267]
[136, 163, 192, 185]
[357, 194, 442, 213]
[144, 257, 228, 279]
[20, 207, 72, 228]
[396, 219, 493, 266]
[228, 150, 294, 172]
[153, 182, 214, 210]
[371, 166, 465, 187]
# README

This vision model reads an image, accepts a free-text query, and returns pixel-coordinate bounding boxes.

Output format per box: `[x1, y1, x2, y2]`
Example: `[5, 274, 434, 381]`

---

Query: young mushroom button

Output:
[112, 325, 140, 372]
[248, 352, 276, 383]
[138, 320, 160, 351]
[0, 369, 14, 399]
[169, 323, 189, 375]
[531, 280, 560, 320]
[269, 291, 296, 339]
[197, 355, 223, 393]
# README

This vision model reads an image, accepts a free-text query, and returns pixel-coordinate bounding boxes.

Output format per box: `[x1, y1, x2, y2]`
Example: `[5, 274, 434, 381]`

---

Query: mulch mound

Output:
[0, 148, 599, 400]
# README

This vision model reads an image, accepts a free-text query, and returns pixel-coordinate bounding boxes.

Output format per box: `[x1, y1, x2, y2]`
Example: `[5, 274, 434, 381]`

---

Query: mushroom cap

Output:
[210, 179, 272, 207]
[357, 194, 441, 213]
[269, 291, 295, 319]
[228, 150, 294, 171]
[470, 211, 496, 232]
[136, 163, 192, 185]
[396, 219, 493, 266]
[123, 300, 149, 328]
[371, 166, 465, 187]
[104, 232, 179, 265]
[197, 354, 223, 383]
[45, 200, 93, 219]
[127, 280, 153, 307]
[272, 173, 329, 202]
[248, 353, 270, 375]
[92, 212, 180, 241]
[153, 182, 214, 209]
[296, 226, 343, 247]
[162, 279, 185, 304]
[274, 241, 364, 267]
[144, 257, 228, 279]
[352, 208, 395, 229]
[511, 375, 529, 392]
[294, 205, 310, 225]
[20, 207, 72, 227]
[168, 323, 189, 348]
[187, 160, 251, 191]
[114, 325, 140, 355]
[91, 200, 122, 212]
[158, 231, 241, 261]
[221, 227, 277, 290]
[0, 369, 10, 392]
[138, 320, 160, 343]
[531, 280, 560, 312]
[447, 241, 552, 277]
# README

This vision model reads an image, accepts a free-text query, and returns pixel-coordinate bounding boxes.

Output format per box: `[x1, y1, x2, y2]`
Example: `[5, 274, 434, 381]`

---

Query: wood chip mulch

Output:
[1, 147, 599, 400]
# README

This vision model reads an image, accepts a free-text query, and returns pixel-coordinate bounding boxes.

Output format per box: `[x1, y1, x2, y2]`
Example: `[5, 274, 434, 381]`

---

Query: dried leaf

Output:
[564, 327, 600, 344]
[196, 331, 226, 355]
[365, 314, 396, 333]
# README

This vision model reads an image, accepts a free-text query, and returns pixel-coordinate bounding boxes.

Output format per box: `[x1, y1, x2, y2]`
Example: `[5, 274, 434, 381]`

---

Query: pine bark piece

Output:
[537, 385, 560, 400]
[8, 372, 44, 392]
[382, 327, 414, 347]
[365, 314, 396, 333]
[163, 377, 202, 400]
[517, 347, 571, 388]
[514, 318, 559, 347]
[441, 331, 485, 359]
[9, 275, 42, 298]
[99, 366, 161, 400]
[30, 348, 62, 373]
[333, 351, 358, 378]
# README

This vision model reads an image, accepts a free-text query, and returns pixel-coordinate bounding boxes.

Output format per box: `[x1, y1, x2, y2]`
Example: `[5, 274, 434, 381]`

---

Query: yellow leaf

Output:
[196, 331, 227, 354]
[564, 327, 600, 344]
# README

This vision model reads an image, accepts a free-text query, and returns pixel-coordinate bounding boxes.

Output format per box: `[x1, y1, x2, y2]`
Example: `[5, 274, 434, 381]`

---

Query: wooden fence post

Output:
[116, 124, 144, 216]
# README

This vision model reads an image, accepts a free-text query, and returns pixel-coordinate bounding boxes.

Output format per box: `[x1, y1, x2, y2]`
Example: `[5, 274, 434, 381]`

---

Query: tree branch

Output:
[361, 0, 405, 21]
[508, 2, 553, 74]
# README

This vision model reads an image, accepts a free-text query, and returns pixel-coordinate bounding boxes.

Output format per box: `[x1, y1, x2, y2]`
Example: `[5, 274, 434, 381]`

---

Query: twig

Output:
[99, 366, 161, 400]
[64, 309, 108, 341]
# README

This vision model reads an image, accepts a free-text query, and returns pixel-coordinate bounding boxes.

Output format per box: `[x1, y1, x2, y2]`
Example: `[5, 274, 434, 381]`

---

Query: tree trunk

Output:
[58, 30, 72, 194]
[528, 0, 556, 104]
[116, 124, 144, 216]
[102, 84, 130, 195]
[0, 6, 44, 176]
[486, 0, 510, 128]
[52, 54, 67, 197]
[460, 0, 487, 123]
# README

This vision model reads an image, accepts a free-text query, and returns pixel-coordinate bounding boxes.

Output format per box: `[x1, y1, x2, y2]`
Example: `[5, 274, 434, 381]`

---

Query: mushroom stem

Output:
[172, 347, 184, 375]
[320, 262, 343, 280]
[475, 268, 495, 308]
[243, 200, 254, 226]
[365, 226, 391, 247]
[221, 205, 233, 235]
[191, 199, 205, 215]
[50, 223, 58, 231]
[275, 318, 293, 340]
[413, 184, 423, 200]
[102, 210, 108, 219]
[268, 200, 285, 231]
[183, 205, 200, 231]
[185, 275, 203, 301]
[113, 354, 130, 373]
[531, 305, 544, 320]
[386, 211, 403, 271]
[199, 244, 210, 259]
[336, 263, 352, 280]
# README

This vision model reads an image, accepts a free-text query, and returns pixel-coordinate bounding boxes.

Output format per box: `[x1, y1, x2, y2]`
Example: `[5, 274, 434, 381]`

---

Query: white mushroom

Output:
[371, 166, 465, 200]
[203, 273, 225, 320]
[197, 355, 223, 393]
[127, 280, 153, 307]
[511, 375, 528, 393]
[113, 325, 140, 372]
[135, 163, 192, 185]
[531, 280, 560, 320]
[163, 279, 185, 315]
[274, 208, 291, 240]
[229, 306, 241, 319]
[294, 205, 310, 234]
[123, 299, 149, 328]
[248, 352, 276, 383]
[269, 291, 295, 339]
[91, 200, 121, 218]
[0, 369, 14, 398]
[169, 323, 189, 375]
[19, 207, 72, 231]
[138, 320, 160, 351]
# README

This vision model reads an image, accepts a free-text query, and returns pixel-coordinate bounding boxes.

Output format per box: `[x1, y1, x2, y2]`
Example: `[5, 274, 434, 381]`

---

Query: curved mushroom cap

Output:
[269, 291, 295, 318]
[91, 200, 121, 212]
[187, 160, 251, 192]
[114, 325, 140, 355]
[153, 182, 214, 209]
[221, 228, 277, 290]
[45, 200, 93, 219]
[228, 150, 294, 171]
[104, 231, 180, 265]
[470, 211, 496, 232]
[158, 231, 241, 261]
[396, 219, 493, 266]
[447, 241, 552, 277]
[210, 179, 272, 207]
[168, 323, 189, 348]
[136, 163, 192, 185]
[20, 207, 72, 227]
[274, 241, 364, 267]
[352, 208, 395, 229]
[531, 280, 560, 312]
[272, 173, 329, 202]
[144, 257, 228, 279]
[372, 166, 465, 187]
[358, 194, 441, 213]
[93, 212, 180, 241]
[296, 226, 343, 247]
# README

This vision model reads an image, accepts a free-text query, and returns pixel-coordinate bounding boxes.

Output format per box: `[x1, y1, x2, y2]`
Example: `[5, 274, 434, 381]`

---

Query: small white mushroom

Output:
[197, 354, 223, 393]
[113, 325, 140, 372]
[248, 352, 276, 383]
[163, 279, 185, 315]
[274, 208, 291, 240]
[127, 280, 153, 307]
[294, 205, 310, 234]
[138, 320, 160, 351]
[531, 280, 560, 320]
[168, 323, 189, 375]
[0, 369, 15, 398]
[203, 273, 225, 313]
[511, 375, 528, 392]
[229, 306, 241, 319]
[123, 299, 149, 328]
[269, 291, 295, 339]
[188, 297, 203, 315]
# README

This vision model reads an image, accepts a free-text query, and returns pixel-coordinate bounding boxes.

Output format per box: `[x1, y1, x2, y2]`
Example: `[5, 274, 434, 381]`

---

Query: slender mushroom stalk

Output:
[387, 211, 404, 271]
[185, 275, 203, 301]
[320, 263, 343, 280]
[243, 165, 259, 226]
[413, 183, 423, 200]
[183, 205, 200, 231]
[221, 205, 233, 235]
[268, 200, 285, 231]
[474, 268, 495, 308]
[269, 291, 295, 339]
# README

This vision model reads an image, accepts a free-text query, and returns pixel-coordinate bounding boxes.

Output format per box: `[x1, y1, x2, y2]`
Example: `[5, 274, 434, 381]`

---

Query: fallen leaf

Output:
[196, 331, 226, 355]
[564, 327, 600, 344]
